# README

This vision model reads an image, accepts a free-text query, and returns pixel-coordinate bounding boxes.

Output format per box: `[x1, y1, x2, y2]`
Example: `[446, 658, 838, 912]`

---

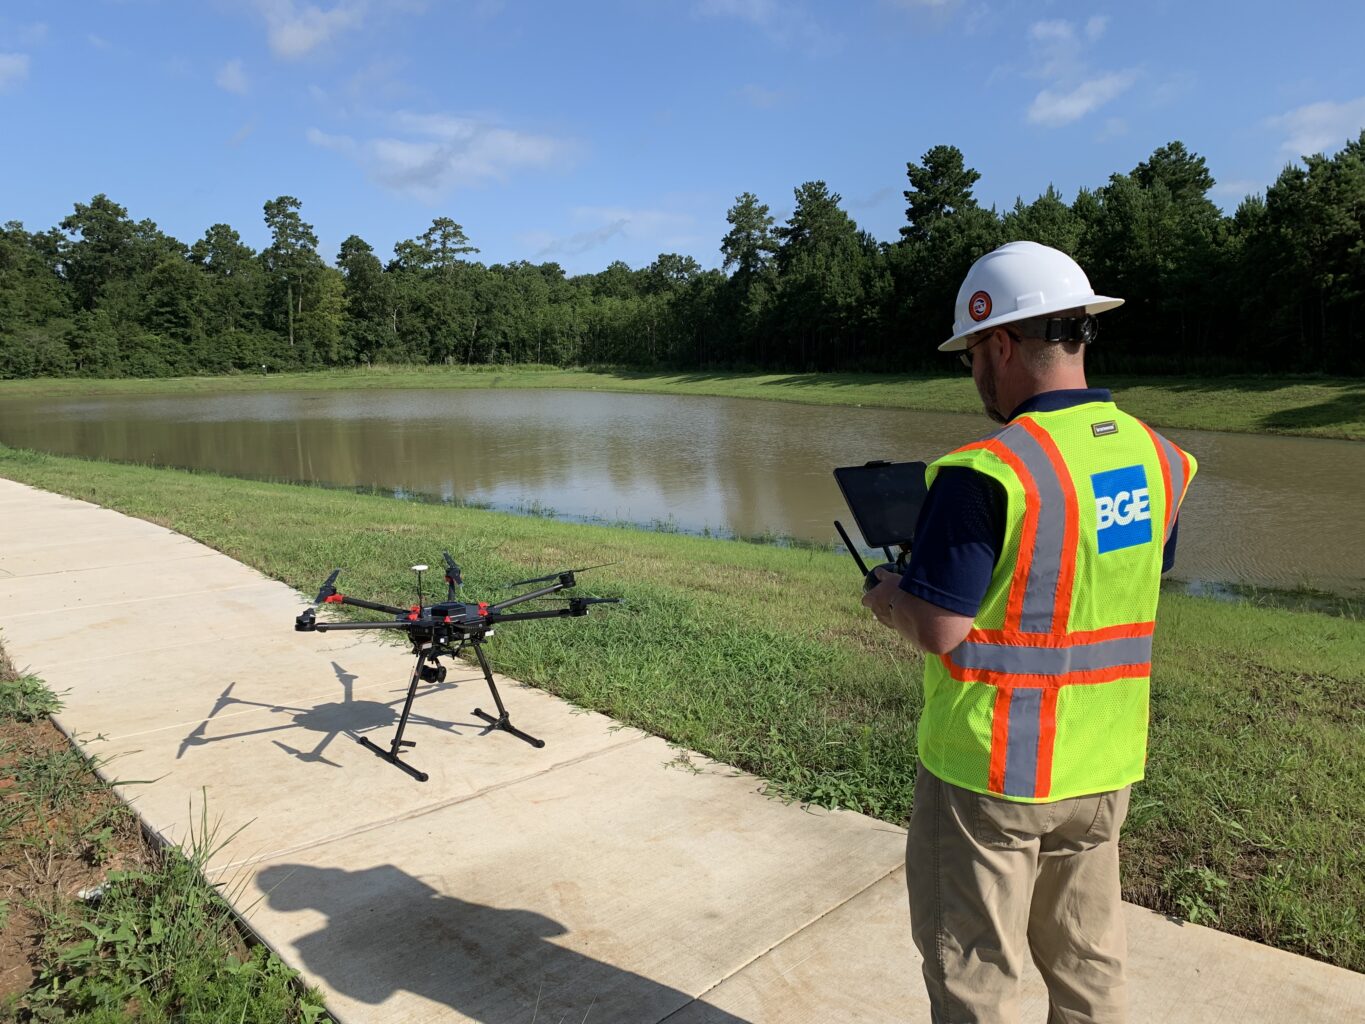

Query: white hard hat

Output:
[940, 240, 1123, 351]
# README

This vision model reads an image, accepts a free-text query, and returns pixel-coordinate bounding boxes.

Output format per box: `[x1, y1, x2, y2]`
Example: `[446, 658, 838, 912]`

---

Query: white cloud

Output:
[697, 0, 777, 23]
[87, 34, 111, 50]
[0, 53, 30, 92]
[1022, 17, 1137, 127]
[18, 23, 48, 46]
[1027, 19, 1082, 79]
[229, 121, 257, 147]
[527, 221, 629, 259]
[1212, 179, 1262, 199]
[216, 58, 249, 94]
[1029, 72, 1137, 126]
[253, 0, 366, 59]
[1268, 97, 1365, 156]
[1029, 19, 1074, 43]
[737, 83, 785, 109]
[307, 113, 573, 202]
[694, 0, 836, 55]
[305, 127, 357, 152]
[1096, 117, 1127, 141]
[529, 206, 699, 259]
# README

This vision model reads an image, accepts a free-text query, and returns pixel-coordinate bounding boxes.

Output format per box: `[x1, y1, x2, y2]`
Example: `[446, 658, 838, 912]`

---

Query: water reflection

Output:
[1, 388, 1361, 596]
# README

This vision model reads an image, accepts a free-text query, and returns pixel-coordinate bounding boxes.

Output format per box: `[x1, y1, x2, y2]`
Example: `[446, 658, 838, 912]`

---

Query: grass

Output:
[0, 444, 1361, 974]
[0, 364, 1361, 439]
[0, 647, 331, 1020]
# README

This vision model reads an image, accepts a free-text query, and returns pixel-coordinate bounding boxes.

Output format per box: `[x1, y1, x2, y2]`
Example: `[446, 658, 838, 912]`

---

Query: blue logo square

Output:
[1091, 464, 1153, 554]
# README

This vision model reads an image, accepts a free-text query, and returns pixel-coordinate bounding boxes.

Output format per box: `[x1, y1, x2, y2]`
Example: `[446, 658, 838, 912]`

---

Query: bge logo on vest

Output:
[1090, 465, 1153, 553]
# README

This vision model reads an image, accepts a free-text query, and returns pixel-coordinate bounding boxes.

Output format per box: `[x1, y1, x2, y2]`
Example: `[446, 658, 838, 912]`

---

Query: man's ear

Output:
[990, 326, 1014, 365]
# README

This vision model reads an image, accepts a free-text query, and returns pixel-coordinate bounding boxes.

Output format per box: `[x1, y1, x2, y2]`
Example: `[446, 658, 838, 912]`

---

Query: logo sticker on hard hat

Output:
[969, 290, 992, 322]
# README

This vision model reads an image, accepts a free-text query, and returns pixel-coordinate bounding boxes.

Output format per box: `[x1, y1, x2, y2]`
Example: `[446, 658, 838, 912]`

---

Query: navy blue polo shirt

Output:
[899, 389, 1179, 617]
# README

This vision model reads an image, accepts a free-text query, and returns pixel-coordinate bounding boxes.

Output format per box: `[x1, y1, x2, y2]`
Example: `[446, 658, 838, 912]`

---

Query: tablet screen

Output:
[833, 461, 928, 550]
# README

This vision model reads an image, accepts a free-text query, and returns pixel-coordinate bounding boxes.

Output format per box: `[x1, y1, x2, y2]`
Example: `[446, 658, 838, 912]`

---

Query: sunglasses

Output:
[958, 332, 997, 370]
[957, 316, 1098, 369]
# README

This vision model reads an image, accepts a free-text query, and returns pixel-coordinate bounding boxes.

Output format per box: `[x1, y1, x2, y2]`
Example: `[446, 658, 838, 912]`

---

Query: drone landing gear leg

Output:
[471, 640, 544, 748]
[359, 644, 433, 782]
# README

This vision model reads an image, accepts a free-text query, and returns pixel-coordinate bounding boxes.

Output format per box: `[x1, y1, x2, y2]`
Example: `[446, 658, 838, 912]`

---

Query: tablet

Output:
[833, 460, 929, 550]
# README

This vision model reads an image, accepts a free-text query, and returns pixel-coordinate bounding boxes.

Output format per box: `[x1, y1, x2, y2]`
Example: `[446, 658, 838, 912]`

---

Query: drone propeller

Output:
[502, 562, 618, 588]
[311, 568, 341, 605]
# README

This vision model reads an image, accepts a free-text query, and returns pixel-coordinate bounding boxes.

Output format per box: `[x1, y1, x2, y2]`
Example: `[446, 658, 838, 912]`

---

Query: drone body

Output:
[292, 551, 619, 780]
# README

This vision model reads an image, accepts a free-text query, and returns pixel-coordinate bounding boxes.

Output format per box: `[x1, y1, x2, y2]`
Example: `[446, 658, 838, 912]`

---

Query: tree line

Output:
[2, 136, 1362, 379]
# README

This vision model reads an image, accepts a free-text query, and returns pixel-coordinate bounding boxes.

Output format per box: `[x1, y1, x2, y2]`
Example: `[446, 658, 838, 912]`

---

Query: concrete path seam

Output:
[0, 551, 220, 581]
[2, 579, 277, 620]
[31, 626, 388, 671]
[2, 548, 208, 570]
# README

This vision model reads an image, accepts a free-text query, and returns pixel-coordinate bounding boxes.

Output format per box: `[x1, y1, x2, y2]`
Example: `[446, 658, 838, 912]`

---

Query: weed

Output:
[0, 677, 63, 722]
[0, 673, 332, 1021]
[1167, 864, 1231, 925]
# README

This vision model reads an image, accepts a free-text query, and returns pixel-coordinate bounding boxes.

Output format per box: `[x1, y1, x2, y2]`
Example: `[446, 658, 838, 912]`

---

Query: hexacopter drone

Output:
[294, 552, 618, 781]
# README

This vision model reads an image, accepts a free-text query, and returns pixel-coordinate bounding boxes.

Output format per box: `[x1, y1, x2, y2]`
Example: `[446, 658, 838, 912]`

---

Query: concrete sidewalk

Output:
[1, 475, 1360, 1023]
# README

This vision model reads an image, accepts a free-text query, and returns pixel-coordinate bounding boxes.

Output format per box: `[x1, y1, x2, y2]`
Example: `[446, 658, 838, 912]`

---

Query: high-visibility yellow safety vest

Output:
[919, 400, 1196, 803]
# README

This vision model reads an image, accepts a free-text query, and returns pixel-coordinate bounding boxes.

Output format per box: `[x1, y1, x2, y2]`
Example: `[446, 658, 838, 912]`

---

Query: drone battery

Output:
[833, 460, 929, 551]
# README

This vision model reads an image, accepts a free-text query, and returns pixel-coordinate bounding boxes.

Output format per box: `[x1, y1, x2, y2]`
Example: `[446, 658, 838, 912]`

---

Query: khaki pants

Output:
[905, 764, 1131, 1024]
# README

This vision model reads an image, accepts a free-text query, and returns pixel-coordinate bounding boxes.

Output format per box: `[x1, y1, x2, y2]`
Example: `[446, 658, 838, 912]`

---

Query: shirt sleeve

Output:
[899, 466, 1006, 617]
[1162, 516, 1179, 573]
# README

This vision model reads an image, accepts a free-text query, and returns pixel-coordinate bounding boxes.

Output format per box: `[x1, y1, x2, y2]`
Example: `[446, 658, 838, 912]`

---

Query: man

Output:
[862, 241, 1196, 1024]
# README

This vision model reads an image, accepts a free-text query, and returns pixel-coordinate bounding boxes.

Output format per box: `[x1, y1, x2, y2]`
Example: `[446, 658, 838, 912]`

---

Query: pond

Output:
[1, 388, 1361, 596]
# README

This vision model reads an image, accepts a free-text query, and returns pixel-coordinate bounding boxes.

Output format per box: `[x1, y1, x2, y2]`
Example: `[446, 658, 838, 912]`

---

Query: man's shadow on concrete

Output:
[257, 863, 751, 1024]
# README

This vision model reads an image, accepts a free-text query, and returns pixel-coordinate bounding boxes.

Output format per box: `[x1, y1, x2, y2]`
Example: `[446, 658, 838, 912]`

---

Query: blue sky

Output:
[2, 1, 1363, 274]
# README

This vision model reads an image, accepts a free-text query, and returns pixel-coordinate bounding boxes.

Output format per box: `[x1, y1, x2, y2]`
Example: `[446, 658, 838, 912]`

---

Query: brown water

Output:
[1, 389, 1361, 595]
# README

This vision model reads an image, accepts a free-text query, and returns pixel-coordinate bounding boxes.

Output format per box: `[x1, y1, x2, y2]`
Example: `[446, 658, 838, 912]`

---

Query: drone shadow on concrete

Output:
[177, 660, 479, 769]
[257, 862, 753, 1024]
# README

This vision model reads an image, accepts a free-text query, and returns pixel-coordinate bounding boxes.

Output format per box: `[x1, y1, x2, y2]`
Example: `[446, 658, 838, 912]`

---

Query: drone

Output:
[294, 551, 619, 781]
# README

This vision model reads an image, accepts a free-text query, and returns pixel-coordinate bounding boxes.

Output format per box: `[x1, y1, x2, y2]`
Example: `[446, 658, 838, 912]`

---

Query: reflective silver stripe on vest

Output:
[953, 634, 1154, 676]
[1003, 689, 1042, 798]
[1149, 430, 1186, 542]
[995, 421, 1068, 632]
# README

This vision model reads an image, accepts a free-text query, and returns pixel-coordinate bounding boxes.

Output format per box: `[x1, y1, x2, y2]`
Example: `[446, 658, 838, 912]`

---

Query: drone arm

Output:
[309, 619, 423, 633]
[331, 594, 409, 616]
[486, 607, 579, 623]
[488, 579, 569, 612]
[488, 598, 619, 623]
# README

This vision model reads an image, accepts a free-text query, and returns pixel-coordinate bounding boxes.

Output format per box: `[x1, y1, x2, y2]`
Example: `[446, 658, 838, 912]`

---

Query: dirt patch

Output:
[0, 715, 154, 1003]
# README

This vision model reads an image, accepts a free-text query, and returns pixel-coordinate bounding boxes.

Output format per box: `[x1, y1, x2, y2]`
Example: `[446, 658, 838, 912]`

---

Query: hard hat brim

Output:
[939, 296, 1124, 351]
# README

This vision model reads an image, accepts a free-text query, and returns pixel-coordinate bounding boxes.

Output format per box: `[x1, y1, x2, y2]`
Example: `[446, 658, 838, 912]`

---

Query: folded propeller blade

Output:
[501, 562, 618, 588]
[313, 568, 342, 606]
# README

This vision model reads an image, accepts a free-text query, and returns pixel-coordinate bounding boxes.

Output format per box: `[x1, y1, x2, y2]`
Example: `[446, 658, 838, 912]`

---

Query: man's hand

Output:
[861, 566, 903, 628]
[861, 566, 975, 655]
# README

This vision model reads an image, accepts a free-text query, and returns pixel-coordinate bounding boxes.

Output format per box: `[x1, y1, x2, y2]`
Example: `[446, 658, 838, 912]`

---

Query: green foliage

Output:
[0, 670, 331, 1021]
[20, 842, 328, 1022]
[2, 135, 1363, 378]
[0, 675, 63, 722]
[2, 447, 1362, 971]
[1166, 864, 1231, 925]
[900, 143, 981, 242]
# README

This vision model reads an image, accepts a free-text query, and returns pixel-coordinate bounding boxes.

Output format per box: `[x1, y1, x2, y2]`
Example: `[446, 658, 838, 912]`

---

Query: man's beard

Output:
[976, 365, 1008, 424]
